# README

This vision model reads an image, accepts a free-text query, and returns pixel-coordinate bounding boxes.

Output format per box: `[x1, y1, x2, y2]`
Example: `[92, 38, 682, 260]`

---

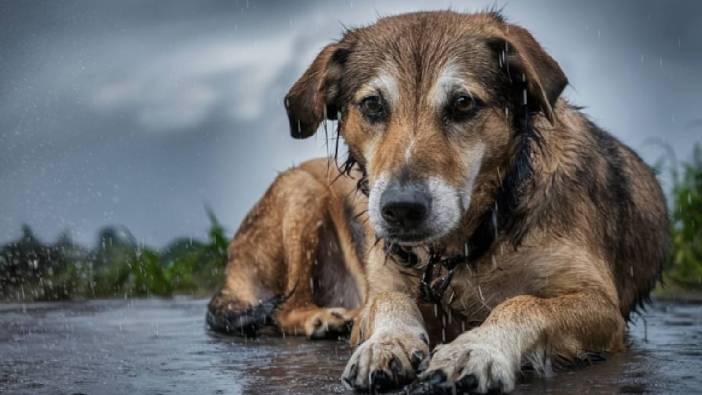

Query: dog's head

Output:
[285, 11, 567, 246]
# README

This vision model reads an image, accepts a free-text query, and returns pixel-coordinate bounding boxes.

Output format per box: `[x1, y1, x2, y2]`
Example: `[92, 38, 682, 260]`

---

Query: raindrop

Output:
[478, 286, 485, 304]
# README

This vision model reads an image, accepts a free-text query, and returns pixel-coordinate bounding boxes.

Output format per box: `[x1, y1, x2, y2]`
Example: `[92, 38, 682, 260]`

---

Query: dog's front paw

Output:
[304, 307, 355, 339]
[415, 329, 518, 394]
[342, 329, 429, 392]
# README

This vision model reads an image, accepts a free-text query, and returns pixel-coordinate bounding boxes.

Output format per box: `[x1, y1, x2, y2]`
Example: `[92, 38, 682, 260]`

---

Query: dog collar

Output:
[383, 203, 499, 304]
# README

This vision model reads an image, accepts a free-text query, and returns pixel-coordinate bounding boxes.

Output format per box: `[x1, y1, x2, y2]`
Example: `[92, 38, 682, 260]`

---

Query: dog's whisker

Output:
[353, 210, 368, 220]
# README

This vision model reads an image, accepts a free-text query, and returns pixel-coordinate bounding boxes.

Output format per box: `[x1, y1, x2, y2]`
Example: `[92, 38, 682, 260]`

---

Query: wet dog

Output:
[208, 10, 668, 394]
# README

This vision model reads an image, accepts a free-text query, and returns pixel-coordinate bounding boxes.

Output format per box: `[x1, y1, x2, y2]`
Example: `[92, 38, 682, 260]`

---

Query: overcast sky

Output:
[1, 0, 700, 247]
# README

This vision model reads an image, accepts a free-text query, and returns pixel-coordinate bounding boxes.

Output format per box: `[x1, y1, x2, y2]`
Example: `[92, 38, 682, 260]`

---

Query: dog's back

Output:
[569, 116, 667, 319]
[527, 107, 667, 319]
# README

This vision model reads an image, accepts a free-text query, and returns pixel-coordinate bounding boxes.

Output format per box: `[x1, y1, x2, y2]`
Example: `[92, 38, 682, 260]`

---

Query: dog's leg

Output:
[417, 276, 624, 393]
[206, 249, 281, 335]
[271, 175, 358, 339]
[341, 243, 430, 391]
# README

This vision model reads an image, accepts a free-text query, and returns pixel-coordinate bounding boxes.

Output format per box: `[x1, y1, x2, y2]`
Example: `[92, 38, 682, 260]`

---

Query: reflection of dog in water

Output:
[208, 10, 668, 394]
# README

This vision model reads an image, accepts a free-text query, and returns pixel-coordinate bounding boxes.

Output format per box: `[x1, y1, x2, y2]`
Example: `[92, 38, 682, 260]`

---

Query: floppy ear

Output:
[284, 43, 349, 139]
[491, 24, 568, 123]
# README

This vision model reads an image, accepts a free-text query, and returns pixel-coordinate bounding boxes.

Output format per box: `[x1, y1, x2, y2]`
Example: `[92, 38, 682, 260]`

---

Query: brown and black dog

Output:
[207, 10, 668, 394]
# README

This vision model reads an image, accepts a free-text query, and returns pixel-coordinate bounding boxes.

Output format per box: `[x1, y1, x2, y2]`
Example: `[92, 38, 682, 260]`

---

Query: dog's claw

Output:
[419, 333, 430, 345]
[342, 363, 357, 388]
[426, 369, 447, 385]
[389, 356, 402, 378]
[411, 350, 426, 370]
[370, 369, 393, 391]
[455, 374, 478, 392]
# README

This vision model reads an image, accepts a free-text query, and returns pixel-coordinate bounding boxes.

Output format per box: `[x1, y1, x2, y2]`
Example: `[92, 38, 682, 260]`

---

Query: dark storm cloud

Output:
[1, 0, 700, 246]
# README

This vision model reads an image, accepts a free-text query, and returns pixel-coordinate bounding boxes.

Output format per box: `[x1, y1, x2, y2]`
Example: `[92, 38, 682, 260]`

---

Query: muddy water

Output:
[0, 298, 700, 394]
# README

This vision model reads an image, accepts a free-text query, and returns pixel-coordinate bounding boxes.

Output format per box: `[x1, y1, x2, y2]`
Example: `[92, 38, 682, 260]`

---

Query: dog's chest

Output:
[446, 253, 533, 319]
[396, 245, 530, 323]
[386, 240, 535, 329]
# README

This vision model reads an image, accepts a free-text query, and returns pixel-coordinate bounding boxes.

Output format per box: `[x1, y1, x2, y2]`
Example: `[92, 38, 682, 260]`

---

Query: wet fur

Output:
[207, 159, 369, 338]
[209, 10, 668, 394]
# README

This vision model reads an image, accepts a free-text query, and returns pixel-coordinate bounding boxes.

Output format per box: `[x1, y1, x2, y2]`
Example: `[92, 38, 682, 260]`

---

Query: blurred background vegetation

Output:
[0, 209, 228, 302]
[663, 144, 702, 291]
[1, 145, 701, 303]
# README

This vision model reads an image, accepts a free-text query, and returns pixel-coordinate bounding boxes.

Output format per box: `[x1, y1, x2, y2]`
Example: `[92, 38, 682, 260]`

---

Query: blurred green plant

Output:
[666, 144, 702, 288]
[2, 145, 701, 302]
[0, 210, 228, 302]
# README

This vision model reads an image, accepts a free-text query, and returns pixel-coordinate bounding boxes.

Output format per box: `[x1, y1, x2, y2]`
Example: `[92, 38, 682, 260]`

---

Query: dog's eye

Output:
[447, 94, 481, 121]
[453, 96, 474, 113]
[359, 95, 386, 121]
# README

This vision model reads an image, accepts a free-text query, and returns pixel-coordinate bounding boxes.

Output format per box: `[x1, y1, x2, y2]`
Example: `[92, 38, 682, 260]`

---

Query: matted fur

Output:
[208, 10, 668, 394]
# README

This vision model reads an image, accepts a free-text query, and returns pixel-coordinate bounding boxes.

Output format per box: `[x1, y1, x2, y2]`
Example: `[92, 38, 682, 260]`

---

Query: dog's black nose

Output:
[380, 186, 430, 229]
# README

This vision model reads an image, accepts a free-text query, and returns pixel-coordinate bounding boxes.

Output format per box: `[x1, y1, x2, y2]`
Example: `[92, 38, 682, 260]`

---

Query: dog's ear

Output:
[284, 43, 349, 139]
[490, 24, 567, 123]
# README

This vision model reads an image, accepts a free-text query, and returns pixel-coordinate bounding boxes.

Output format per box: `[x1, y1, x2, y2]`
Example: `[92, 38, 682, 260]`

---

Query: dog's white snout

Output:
[369, 174, 463, 244]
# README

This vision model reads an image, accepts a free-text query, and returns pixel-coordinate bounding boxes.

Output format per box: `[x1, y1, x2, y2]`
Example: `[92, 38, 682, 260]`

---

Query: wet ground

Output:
[0, 298, 700, 395]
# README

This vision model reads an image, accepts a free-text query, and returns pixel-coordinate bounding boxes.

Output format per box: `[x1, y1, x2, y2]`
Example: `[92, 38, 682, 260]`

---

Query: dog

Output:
[207, 10, 668, 394]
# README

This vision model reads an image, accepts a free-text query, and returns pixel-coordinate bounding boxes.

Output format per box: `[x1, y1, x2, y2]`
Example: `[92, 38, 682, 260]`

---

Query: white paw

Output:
[417, 329, 518, 393]
[341, 328, 430, 391]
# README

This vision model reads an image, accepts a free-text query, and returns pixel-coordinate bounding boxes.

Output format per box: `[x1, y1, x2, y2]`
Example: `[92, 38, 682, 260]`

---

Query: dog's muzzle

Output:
[379, 182, 432, 242]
